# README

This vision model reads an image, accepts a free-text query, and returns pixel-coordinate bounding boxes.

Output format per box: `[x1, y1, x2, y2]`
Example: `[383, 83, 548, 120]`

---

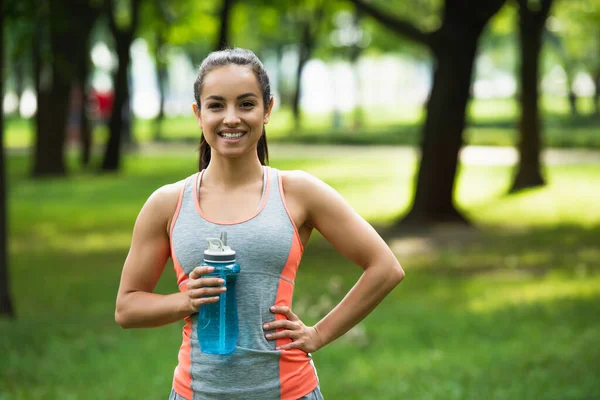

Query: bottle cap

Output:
[203, 232, 236, 263]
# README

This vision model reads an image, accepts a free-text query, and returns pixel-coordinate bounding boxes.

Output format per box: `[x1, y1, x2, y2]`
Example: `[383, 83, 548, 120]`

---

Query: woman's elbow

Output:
[115, 302, 134, 329]
[390, 260, 405, 285]
[394, 264, 405, 283]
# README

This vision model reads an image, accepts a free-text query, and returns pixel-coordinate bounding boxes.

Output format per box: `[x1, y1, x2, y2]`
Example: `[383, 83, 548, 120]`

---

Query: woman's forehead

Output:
[202, 65, 261, 97]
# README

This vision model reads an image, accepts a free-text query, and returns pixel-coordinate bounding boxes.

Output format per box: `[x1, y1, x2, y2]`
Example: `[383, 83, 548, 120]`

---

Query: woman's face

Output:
[193, 64, 273, 161]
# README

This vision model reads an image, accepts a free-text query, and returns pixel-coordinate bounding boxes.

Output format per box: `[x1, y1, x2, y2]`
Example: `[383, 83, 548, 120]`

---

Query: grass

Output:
[4, 96, 600, 150]
[1, 146, 599, 399]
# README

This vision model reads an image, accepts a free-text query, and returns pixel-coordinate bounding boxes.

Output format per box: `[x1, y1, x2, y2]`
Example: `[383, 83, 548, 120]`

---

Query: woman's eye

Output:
[241, 101, 255, 108]
[207, 103, 223, 109]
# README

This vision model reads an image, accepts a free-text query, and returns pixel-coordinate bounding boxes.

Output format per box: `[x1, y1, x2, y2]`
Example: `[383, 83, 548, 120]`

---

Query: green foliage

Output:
[1, 147, 599, 399]
[550, 0, 600, 74]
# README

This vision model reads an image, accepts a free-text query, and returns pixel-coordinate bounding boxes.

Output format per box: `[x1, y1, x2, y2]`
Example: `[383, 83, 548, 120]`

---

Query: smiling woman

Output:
[114, 48, 405, 400]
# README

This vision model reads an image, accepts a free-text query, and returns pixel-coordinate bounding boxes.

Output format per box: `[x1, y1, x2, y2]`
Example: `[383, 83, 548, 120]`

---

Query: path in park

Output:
[140, 142, 600, 166]
[7, 142, 600, 165]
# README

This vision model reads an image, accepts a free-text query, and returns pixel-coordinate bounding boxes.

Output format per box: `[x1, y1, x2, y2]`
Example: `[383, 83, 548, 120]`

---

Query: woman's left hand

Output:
[264, 306, 324, 353]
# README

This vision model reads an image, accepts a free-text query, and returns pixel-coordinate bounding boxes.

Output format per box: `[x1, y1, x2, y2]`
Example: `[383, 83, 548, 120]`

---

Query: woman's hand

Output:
[264, 306, 325, 353]
[186, 266, 227, 313]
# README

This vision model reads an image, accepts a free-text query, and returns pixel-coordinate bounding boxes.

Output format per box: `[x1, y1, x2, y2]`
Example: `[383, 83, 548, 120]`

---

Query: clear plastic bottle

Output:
[197, 232, 241, 355]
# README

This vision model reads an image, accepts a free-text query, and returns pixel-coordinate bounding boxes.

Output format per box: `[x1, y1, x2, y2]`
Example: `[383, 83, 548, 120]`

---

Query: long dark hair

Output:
[194, 48, 271, 171]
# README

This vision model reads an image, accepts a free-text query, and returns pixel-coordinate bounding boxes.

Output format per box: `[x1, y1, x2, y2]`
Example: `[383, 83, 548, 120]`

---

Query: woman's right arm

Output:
[115, 183, 223, 329]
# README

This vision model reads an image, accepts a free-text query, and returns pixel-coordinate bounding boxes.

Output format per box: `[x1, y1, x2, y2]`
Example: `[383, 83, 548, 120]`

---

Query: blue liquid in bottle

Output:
[197, 233, 241, 355]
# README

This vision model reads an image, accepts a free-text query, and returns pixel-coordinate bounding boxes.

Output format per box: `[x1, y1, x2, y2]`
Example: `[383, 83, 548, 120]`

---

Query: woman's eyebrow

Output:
[206, 93, 259, 101]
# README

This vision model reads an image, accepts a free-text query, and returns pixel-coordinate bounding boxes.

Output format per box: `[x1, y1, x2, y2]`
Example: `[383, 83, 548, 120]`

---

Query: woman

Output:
[115, 48, 404, 400]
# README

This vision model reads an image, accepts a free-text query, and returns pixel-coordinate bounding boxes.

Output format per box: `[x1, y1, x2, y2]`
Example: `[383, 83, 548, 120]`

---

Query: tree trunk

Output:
[32, 21, 71, 177]
[215, 0, 234, 51]
[32, 0, 98, 176]
[102, 0, 140, 172]
[292, 22, 315, 130]
[12, 58, 24, 115]
[1, 0, 16, 318]
[350, 9, 363, 131]
[102, 37, 131, 171]
[401, 27, 481, 226]
[546, 28, 579, 118]
[350, 0, 506, 227]
[153, 33, 167, 142]
[276, 43, 289, 108]
[77, 17, 96, 168]
[510, 2, 552, 193]
[567, 89, 578, 118]
[565, 66, 578, 117]
[593, 69, 600, 117]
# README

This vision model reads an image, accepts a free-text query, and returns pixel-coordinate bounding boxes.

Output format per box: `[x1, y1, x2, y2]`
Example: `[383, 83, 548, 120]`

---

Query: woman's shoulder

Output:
[278, 169, 334, 203]
[141, 177, 189, 218]
[279, 169, 318, 193]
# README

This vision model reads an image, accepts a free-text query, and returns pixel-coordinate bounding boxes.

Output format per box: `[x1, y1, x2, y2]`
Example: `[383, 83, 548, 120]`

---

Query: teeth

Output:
[221, 132, 245, 139]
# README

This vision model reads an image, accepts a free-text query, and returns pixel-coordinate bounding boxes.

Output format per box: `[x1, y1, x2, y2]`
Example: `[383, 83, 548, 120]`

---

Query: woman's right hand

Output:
[186, 266, 227, 313]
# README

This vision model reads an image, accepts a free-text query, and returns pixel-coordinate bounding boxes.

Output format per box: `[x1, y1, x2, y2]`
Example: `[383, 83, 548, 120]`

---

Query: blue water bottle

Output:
[197, 232, 241, 355]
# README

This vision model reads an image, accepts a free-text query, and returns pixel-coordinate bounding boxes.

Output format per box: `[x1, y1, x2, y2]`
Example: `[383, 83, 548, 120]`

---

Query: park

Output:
[1, 0, 599, 399]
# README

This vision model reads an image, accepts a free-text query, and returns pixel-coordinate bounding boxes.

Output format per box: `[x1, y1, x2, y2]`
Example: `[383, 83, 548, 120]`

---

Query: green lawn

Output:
[4, 96, 600, 149]
[1, 147, 599, 399]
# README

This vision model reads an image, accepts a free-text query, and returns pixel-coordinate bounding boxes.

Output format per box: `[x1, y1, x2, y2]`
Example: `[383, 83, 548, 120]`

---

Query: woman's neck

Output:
[203, 152, 264, 189]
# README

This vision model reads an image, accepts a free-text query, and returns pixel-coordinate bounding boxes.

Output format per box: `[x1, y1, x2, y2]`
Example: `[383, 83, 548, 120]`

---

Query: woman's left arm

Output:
[264, 171, 405, 352]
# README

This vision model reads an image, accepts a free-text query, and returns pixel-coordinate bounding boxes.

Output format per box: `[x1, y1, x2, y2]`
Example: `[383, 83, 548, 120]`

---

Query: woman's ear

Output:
[192, 103, 202, 127]
[264, 97, 274, 124]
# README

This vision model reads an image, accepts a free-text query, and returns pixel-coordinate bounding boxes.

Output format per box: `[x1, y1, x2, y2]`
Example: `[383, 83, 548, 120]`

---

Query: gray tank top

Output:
[169, 166, 319, 400]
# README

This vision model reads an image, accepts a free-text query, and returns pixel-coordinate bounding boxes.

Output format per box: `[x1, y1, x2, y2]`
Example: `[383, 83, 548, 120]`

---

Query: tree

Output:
[101, 0, 142, 172]
[351, 0, 506, 227]
[546, 28, 580, 117]
[215, 0, 235, 51]
[29, 0, 100, 177]
[551, 0, 600, 117]
[138, 0, 177, 142]
[1, 0, 16, 318]
[291, 1, 326, 129]
[509, 0, 554, 193]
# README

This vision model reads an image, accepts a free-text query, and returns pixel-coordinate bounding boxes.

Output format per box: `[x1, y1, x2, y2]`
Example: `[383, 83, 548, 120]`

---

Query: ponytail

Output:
[198, 127, 269, 171]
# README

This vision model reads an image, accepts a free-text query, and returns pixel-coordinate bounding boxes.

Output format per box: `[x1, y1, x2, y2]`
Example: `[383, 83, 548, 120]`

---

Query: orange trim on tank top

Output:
[169, 178, 193, 399]
[172, 316, 193, 400]
[274, 234, 318, 399]
[193, 168, 271, 225]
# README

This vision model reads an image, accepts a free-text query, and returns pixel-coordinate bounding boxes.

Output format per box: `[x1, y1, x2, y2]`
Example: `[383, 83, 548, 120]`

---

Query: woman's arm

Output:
[266, 171, 404, 351]
[114, 183, 223, 328]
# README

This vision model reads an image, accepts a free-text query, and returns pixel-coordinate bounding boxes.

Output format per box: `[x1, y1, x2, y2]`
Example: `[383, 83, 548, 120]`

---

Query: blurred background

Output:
[1, 0, 599, 399]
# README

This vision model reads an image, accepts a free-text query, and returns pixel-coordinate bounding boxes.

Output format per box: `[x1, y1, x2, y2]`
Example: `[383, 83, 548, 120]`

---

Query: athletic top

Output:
[169, 166, 319, 400]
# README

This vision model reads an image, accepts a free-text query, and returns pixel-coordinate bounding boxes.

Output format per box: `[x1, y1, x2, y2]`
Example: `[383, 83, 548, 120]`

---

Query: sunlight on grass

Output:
[465, 166, 600, 228]
[467, 274, 600, 313]
[12, 230, 133, 254]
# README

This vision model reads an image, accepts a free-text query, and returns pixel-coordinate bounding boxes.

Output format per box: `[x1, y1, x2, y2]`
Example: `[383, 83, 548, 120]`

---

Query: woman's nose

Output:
[224, 107, 241, 126]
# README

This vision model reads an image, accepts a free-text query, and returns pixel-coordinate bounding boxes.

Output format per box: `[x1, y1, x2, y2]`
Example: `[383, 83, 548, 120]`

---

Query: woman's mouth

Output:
[218, 131, 246, 140]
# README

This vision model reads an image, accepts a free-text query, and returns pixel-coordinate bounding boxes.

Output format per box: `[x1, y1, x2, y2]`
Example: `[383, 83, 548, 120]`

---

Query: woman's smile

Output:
[218, 129, 248, 141]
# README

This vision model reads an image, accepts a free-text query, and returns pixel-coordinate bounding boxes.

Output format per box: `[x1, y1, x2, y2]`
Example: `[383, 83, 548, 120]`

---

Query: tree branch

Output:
[540, 0, 554, 18]
[514, 0, 527, 9]
[129, 0, 142, 36]
[107, 0, 118, 36]
[348, 0, 432, 48]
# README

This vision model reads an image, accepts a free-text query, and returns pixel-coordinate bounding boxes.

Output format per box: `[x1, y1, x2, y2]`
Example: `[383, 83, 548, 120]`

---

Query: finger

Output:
[191, 296, 219, 311]
[188, 277, 225, 290]
[265, 329, 301, 341]
[188, 287, 227, 299]
[263, 320, 298, 331]
[277, 341, 302, 351]
[189, 266, 215, 280]
[270, 306, 299, 321]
